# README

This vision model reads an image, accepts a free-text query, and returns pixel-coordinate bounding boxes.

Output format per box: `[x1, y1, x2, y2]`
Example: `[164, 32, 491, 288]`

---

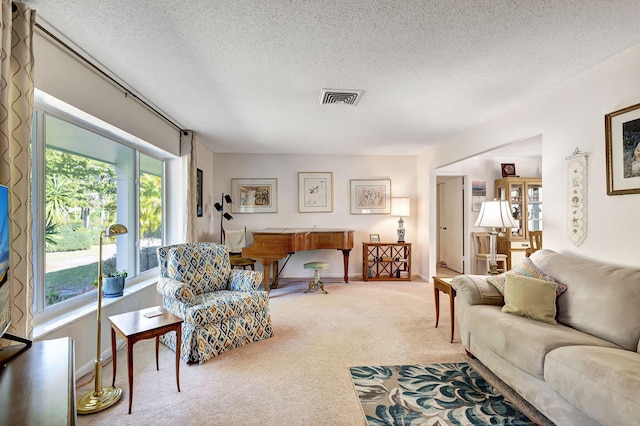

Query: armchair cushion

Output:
[186, 291, 270, 326]
[167, 245, 230, 293]
[230, 269, 263, 292]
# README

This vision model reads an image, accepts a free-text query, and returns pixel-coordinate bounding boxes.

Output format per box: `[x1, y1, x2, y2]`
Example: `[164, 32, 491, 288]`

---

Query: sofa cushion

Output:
[186, 291, 270, 326]
[501, 274, 558, 324]
[530, 249, 640, 351]
[466, 304, 621, 380]
[545, 346, 640, 425]
[487, 257, 567, 296]
[451, 274, 504, 306]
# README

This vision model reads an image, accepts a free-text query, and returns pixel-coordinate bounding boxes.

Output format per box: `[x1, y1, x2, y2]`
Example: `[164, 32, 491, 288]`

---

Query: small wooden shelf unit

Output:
[363, 242, 412, 281]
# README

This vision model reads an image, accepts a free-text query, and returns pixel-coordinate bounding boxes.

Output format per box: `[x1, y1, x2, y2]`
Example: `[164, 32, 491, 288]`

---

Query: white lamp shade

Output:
[391, 197, 410, 217]
[474, 200, 517, 228]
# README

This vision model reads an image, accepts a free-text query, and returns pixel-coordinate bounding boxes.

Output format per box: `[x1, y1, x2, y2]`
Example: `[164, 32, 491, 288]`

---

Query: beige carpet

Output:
[75, 279, 471, 425]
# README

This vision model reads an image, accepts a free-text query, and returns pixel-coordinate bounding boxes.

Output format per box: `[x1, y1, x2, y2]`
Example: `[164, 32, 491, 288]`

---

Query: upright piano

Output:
[242, 228, 354, 292]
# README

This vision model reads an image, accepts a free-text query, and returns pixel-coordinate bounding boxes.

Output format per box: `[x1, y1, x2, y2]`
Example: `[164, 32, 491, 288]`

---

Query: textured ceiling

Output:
[23, 0, 640, 156]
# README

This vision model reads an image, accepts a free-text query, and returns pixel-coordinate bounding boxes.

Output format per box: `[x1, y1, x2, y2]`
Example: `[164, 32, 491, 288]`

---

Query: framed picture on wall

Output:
[196, 168, 203, 217]
[298, 172, 333, 212]
[231, 178, 278, 213]
[501, 163, 517, 177]
[350, 179, 391, 214]
[605, 102, 640, 195]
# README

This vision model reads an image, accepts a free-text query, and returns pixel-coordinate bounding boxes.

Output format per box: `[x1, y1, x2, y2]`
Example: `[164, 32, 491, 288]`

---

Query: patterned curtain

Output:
[181, 131, 197, 243]
[0, 1, 36, 342]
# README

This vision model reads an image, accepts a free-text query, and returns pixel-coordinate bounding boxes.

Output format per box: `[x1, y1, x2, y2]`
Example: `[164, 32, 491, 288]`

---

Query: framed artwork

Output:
[350, 179, 391, 214]
[369, 234, 380, 243]
[196, 168, 203, 217]
[605, 102, 640, 195]
[230, 178, 278, 213]
[471, 180, 486, 212]
[298, 172, 333, 212]
[501, 163, 517, 177]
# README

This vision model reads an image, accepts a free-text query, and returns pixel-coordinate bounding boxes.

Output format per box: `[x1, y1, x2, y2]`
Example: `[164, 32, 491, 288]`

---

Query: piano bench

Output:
[304, 262, 330, 294]
[229, 254, 256, 270]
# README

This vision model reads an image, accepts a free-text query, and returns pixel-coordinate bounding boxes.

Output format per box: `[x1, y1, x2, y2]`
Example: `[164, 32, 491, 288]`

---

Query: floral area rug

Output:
[349, 362, 537, 426]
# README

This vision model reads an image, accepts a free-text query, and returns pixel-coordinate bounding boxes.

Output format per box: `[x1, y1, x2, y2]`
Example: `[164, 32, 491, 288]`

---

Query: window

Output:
[31, 91, 166, 314]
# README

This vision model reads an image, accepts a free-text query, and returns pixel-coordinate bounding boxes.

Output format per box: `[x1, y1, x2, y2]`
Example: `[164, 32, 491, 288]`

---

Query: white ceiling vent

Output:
[319, 89, 363, 105]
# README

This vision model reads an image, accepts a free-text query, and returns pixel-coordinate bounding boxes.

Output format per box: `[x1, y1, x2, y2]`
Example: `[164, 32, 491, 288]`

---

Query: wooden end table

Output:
[108, 306, 183, 414]
[433, 276, 457, 343]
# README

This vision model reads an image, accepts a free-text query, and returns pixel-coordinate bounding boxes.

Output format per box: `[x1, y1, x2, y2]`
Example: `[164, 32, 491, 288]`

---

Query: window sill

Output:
[34, 277, 158, 340]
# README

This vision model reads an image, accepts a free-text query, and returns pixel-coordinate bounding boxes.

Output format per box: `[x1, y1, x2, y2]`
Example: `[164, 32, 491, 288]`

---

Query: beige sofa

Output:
[451, 249, 640, 426]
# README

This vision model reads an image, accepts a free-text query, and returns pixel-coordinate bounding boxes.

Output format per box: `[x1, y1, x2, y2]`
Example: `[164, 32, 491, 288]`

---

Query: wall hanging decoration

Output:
[566, 147, 589, 246]
[605, 102, 640, 195]
[230, 178, 278, 213]
[350, 179, 391, 214]
[298, 172, 333, 212]
[471, 180, 486, 212]
[500, 163, 517, 177]
[196, 168, 203, 217]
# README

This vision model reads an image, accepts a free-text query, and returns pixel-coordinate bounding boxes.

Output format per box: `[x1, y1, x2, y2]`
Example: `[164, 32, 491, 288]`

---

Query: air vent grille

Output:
[320, 89, 363, 105]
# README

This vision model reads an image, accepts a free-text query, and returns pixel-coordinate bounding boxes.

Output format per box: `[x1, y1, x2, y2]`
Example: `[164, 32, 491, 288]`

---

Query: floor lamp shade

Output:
[474, 200, 516, 275]
[77, 223, 128, 414]
[391, 197, 410, 242]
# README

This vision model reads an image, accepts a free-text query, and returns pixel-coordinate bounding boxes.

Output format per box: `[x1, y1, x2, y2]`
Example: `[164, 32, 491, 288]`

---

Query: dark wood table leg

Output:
[340, 249, 351, 282]
[127, 338, 134, 414]
[175, 326, 181, 392]
[434, 286, 440, 328]
[155, 336, 159, 370]
[111, 326, 117, 387]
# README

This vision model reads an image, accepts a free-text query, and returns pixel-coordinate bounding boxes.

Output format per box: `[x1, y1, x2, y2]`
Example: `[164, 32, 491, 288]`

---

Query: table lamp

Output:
[77, 223, 128, 414]
[474, 200, 517, 275]
[391, 197, 410, 242]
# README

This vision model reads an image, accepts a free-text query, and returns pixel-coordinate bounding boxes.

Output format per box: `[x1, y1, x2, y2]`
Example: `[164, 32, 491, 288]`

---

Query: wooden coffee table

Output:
[108, 306, 183, 414]
[432, 276, 457, 343]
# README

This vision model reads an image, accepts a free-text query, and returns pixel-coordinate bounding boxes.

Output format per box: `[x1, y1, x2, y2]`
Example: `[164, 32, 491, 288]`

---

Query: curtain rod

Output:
[35, 22, 186, 134]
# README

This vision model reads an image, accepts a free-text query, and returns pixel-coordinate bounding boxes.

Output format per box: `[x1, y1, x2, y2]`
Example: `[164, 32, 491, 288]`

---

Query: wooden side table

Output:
[108, 306, 183, 414]
[433, 276, 456, 343]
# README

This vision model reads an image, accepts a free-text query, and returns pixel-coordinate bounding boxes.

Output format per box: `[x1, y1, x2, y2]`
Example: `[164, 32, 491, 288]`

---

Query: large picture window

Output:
[32, 91, 165, 314]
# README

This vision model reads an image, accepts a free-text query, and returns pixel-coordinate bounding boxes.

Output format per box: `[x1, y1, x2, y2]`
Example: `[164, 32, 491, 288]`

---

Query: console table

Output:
[0, 337, 76, 425]
[363, 242, 412, 281]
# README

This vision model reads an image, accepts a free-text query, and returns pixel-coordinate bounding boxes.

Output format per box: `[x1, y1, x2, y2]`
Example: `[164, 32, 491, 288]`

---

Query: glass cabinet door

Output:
[509, 183, 523, 237]
[527, 184, 543, 232]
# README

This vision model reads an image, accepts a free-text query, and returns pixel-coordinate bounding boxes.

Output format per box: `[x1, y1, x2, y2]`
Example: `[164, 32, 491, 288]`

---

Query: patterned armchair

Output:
[156, 242, 273, 364]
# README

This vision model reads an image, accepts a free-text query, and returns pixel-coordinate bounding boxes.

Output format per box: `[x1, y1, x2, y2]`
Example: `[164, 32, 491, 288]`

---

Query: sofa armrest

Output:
[451, 274, 503, 306]
[229, 270, 264, 292]
[157, 277, 196, 304]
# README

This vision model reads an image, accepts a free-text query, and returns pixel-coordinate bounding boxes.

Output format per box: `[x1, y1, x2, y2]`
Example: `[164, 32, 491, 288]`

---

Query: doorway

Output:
[436, 176, 465, 274]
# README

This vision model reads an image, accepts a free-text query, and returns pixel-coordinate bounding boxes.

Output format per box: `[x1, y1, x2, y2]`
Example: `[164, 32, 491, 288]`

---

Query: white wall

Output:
[420, 44, 640, 275]
[211, 154, 419, 279]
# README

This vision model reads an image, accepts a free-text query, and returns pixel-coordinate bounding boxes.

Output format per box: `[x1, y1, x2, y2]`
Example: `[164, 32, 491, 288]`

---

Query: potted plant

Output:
[93, 270, 128, 298]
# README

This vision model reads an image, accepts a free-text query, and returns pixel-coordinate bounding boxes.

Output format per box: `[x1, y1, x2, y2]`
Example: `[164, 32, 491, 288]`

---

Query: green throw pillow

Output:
[486, 257, 567, 296]
[501, 274, 558, 324]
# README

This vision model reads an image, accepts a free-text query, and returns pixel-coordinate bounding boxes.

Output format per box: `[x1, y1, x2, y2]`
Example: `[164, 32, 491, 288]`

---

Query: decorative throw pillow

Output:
[486, 257, 567, 296]
[501, 274, 558, 324]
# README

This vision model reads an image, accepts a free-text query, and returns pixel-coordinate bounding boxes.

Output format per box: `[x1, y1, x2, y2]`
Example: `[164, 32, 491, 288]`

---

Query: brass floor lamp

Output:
[77, 223, 128, 414]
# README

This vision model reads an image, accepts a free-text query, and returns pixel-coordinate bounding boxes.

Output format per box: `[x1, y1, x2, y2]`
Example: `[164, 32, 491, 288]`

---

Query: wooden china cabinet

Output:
[494, 177, 542, 269]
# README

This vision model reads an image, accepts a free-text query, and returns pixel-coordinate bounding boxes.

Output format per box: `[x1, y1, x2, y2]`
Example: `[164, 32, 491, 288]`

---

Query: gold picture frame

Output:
[369, 234, 380, 243]
[605, 102, 640, 195]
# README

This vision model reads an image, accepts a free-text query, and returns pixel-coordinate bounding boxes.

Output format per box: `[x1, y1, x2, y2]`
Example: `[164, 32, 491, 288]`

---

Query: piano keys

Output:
[242, 228, 355, 292]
